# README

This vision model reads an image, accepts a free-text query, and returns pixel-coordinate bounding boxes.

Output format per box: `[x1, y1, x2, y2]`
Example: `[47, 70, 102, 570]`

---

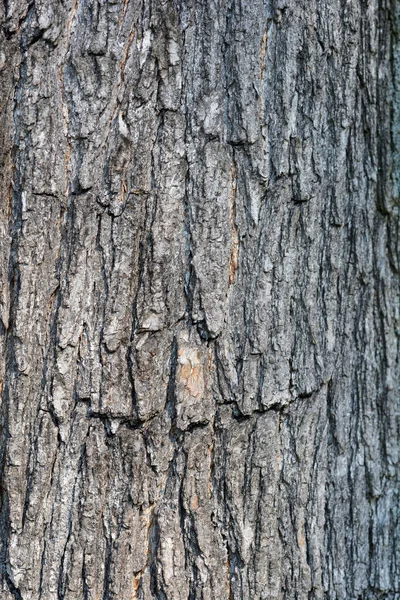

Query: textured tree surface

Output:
[0, 1, 399, 599]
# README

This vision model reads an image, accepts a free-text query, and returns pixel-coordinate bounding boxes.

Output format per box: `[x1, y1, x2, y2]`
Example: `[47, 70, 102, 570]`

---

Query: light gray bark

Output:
[0, 1, 399, 599]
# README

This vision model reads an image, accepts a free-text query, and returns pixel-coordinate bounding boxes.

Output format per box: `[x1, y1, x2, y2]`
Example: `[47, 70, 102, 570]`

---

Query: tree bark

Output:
[0, 1, 399, 598]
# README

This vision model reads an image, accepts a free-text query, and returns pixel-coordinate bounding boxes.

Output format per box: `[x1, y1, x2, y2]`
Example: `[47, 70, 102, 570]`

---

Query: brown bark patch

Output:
[229, 160, 239, 286]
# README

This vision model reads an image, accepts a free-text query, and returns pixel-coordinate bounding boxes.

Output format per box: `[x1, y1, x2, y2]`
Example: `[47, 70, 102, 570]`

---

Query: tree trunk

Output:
[0, 1, 399, 598]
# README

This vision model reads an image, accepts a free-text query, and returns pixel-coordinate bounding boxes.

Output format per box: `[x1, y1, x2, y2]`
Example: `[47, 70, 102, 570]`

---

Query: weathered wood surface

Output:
[0, 1, 399, 598]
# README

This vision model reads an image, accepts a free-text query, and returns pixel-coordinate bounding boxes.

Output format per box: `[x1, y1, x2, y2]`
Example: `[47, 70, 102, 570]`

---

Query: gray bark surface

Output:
[0, 1, 399, 599]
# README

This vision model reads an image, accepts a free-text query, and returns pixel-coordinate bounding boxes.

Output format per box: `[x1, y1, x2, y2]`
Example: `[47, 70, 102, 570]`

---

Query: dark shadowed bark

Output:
[0, 1, 399, 599]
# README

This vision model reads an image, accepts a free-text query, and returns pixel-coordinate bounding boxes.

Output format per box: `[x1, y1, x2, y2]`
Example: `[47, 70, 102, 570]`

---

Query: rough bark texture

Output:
[0, 1, 399, 599]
